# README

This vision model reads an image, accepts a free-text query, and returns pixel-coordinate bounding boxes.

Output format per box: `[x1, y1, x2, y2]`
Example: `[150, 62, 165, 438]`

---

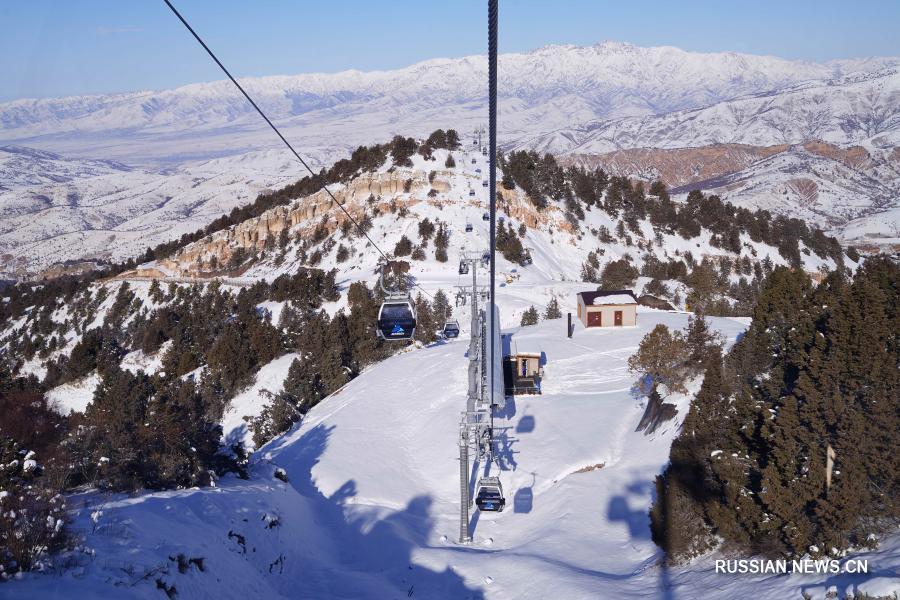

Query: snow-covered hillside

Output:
[676, 145, 900, 245]
[0, 147, 305, 279]
[8, 313, 898, 599]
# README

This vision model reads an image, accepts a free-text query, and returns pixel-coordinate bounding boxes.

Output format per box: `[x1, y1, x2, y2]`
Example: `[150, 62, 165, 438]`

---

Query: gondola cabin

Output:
[475, 476, 505, 512]
[376, 299, 417, 340]
[442, 320, 460, 338]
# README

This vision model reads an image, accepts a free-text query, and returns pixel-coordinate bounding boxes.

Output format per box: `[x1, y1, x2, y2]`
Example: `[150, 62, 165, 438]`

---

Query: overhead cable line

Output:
[163, 0, 431, 299]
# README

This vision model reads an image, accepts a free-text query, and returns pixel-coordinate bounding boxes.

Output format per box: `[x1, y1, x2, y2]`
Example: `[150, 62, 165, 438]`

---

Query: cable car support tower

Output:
[458, 0, 501, 544]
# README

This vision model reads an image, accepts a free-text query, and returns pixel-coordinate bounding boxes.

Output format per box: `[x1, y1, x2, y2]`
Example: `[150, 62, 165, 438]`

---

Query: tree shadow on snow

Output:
[606, 474, 675, 599]
[270, 424, 485, 599]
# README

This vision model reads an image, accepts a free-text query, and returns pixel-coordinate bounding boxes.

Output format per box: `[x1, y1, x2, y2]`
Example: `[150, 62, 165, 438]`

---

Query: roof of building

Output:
[577, 289, 638, 306]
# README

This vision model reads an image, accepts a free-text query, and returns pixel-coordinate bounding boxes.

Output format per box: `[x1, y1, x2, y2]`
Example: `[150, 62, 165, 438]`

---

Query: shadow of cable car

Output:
[516, 415, 535, 433]
[513, 485, 533, 514]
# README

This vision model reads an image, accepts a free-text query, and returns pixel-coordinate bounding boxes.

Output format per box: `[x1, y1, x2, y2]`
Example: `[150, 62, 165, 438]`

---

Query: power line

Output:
[162, 0, 432, 299]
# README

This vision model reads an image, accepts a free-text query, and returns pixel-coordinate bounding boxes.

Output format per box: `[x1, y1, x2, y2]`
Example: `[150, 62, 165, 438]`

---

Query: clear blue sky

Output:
[2, 0, 898, 101]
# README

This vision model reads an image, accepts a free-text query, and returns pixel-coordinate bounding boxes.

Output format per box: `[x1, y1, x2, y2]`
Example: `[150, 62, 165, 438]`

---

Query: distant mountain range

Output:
[1, 41, 898, 277]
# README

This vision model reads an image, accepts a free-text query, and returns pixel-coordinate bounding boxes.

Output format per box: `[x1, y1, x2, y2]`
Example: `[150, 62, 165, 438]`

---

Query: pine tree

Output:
[393, 235, 413, 257]
[520, 306, 539, 326]
[600, 259, 639, 290]
[414, 294, 436, 344]
[684, 314, 723, 372]
[432, 289, 452, 323]
[627, 324, 689, 394]
[544, 297, 562, 319]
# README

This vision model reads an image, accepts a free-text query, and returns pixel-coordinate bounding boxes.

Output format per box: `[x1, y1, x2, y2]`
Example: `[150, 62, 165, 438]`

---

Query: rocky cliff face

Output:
[564, 142, 877, 189]
[164, 170, 432, 275]
[115, 165, 574, 280]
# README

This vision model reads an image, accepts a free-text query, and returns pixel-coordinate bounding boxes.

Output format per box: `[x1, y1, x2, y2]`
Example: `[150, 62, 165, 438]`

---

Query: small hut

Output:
[503, 340, 544, 395]
[576, 290, 638, 328]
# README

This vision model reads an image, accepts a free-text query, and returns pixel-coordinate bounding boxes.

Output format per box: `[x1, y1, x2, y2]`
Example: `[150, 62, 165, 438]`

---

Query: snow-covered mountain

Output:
[5, 145, 897, 599]
[517, 68, 900, 154]
[1, 41, 899, 277]
[2, 42, 897, 166]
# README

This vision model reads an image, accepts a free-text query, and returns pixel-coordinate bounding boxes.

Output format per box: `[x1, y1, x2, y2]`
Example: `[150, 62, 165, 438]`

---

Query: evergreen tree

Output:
[393, 235, 413, 257]
[683, 315, 723, 372]
[544, 297, 562, 319]
[627, 324, 690, 395]
[432, 289, 452, 323]
[520, 306, 539, 326]
[414, 294, 437, 344]
[599, 259, 639, 290]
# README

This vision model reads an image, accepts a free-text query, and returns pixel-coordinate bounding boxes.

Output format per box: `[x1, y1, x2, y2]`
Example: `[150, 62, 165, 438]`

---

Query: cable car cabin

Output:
[503, 346, 543, 395]
[482, 212, 490, 221]
[465, 222, 473, 232]
[481, 148, 488, 156]
[458, 260, 469, 275]
[443, 320, 460, 338]
[471, 158, 477, 164]
[475, 477, 505, 512]
[482, 180, 488, 187]
[469, 189, 476, 197]
[376, 300, 417, 341]
[475, 168, 482, 174]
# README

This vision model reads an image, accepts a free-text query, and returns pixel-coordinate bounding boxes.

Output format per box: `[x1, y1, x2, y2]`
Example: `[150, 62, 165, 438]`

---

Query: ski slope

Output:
[8, 308, 897, 599]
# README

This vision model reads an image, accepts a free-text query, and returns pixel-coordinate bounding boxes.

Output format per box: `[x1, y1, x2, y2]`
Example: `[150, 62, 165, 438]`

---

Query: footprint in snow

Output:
[482, 537, 493, 545]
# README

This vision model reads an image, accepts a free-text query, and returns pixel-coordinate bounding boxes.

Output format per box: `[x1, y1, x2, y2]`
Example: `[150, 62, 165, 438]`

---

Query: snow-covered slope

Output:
[9, 313, 898, 599]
